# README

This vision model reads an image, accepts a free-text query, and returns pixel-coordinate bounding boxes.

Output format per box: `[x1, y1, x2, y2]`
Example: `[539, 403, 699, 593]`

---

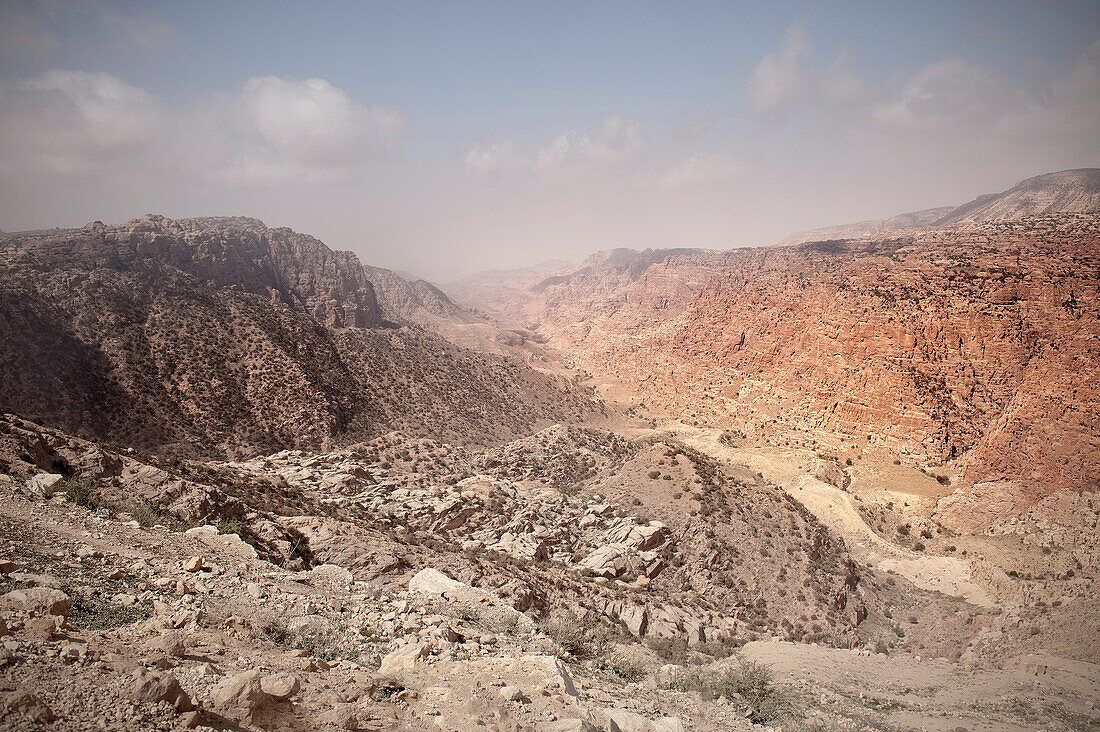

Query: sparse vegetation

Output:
[668, 659, 785, 722]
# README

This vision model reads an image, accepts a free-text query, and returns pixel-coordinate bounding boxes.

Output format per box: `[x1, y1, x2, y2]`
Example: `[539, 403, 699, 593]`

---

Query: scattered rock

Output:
[499, 685, 526, 702]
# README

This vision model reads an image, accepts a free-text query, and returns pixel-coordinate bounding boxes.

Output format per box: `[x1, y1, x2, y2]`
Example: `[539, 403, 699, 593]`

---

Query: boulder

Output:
[499, 685, 525, 702]
[378, 641, 430, 676]
[0, 587, 71, 619]
[26, 473, 63, 498]
[132, 669, 192, 712]
[408, 568, 492, 604]
[260, 672, 300, 701]
[581, 545, 626, 578]
[619, 605, 648, 637]
[147, 631, 187, 657]
[211, 669, 272, 724]
[319, 704, 359, 729]
[4, 689, 54, 724]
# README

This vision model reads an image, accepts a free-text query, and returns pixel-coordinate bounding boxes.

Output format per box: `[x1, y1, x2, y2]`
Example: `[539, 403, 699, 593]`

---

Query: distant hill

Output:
[362, 264, 474, 325]
[774, 168, 1100, 246]
[935, 168, 1100, 225]
[775, 206, 954, 247]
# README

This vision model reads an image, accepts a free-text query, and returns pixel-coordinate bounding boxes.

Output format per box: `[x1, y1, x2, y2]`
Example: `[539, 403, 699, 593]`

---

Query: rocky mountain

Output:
[936, 168, 1100, 225]
[362, 265, 473, 326]
[455, 215, 1100, 536]
[0, 215, 599, 458]
[362, 263, 565, 368]
[774, 206, 955, 247]
[2, 203, 1099, 731]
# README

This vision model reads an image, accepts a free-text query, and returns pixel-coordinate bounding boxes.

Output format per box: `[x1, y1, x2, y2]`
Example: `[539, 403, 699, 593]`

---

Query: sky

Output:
[1, 1, 1098, 279]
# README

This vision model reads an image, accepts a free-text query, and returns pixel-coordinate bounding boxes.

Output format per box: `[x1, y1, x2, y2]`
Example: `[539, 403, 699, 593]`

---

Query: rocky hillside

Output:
[936, 168, 1100, 225]
[0, 216, 598, 458]
[362, 263, 559, 366]
[2, 410, 1096, 731]
[456, 215, 1100, 533]
[362, 265, 473, 326]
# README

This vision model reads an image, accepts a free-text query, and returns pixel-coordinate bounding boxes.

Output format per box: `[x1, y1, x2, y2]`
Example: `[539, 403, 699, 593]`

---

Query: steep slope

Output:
[362, 264, 473, 325]
[774, 206, 955, 247]
[458, 215, 1100, 532]
[937, 168, 1100, 225]
[0, 215, 598, 458]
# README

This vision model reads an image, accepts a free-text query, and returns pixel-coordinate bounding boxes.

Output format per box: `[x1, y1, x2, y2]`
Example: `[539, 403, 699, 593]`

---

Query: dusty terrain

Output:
[1, 170, 1098, 730]
[1, 410, 1098, 731]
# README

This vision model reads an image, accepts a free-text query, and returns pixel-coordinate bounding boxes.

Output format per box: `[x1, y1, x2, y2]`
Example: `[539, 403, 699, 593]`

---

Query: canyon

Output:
[0, 169, 1098, 731]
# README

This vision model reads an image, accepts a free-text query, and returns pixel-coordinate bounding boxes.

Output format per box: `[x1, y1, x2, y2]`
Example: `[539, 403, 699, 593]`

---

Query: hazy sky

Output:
[1, 1, 1098, 278]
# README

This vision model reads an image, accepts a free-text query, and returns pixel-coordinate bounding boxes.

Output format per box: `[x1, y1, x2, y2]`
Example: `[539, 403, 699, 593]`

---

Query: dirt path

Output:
[742, 639, 1100, 732]
[662, 425, 995, 608]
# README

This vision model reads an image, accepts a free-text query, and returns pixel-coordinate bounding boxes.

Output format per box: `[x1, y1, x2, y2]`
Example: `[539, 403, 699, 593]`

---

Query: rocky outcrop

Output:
[0, 216, 598, 456]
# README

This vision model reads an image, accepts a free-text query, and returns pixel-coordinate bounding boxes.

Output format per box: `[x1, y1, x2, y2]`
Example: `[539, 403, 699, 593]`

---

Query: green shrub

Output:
[604, 653, 648, 683]
[669, 659, 784, 723]
[542, 611, 611, 660]
[61, 477, 102, 509]
[124, 501, 164, 528]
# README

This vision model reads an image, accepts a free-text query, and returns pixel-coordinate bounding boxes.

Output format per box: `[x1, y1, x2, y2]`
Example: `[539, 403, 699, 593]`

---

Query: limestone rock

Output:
[211, 669, 271, 724]
[260, 672, 301, 701]
[132, 669, 192, 712]
[0, 587, 71, 619]
[378, 641, 430, 676]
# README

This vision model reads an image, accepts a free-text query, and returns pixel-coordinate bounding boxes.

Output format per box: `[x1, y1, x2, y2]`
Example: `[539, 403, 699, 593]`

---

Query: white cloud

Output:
[0, 70, 162, 175]
[534, 115, 644, 173]
[0, 70, 405, 185]
[871, 59, 1013, 132]
[465, 140, 525, 175]
[220, 76, 405, 184]
[747, 24, 812, 118]
[748, 25, 867, 121]
[820, 46, 865, 103]
[658, 153, 741, 190]
[465, 115, 645, 179]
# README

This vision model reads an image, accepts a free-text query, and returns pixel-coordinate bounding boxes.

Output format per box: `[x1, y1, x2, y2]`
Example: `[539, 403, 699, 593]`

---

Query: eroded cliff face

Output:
[481, 216, 1100, 531]
[0, 215, 598, 457]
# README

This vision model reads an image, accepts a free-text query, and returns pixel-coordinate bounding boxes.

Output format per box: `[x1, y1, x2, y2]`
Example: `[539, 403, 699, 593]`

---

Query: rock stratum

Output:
[0, 215, 597, 458]
[462, 213, 1100, 534]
